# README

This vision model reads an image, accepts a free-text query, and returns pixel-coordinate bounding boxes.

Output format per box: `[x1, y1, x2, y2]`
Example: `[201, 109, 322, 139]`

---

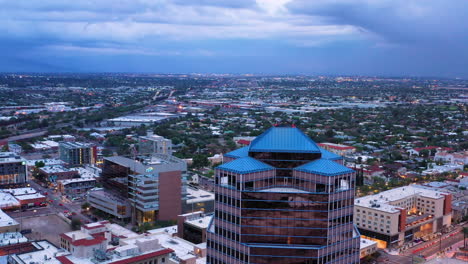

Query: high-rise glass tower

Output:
[207, 126, 360, 264]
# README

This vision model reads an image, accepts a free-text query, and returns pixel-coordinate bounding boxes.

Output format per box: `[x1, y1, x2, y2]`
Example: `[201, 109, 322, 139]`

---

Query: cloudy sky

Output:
[1, 0, 467, 77]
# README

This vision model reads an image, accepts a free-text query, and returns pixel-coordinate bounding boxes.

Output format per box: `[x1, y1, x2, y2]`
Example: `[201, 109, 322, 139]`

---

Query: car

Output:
[59, 203, 63, 206]
[44, 192, 48, 195]
[71, 212, 77, 216]
[64, 210, 69, 213]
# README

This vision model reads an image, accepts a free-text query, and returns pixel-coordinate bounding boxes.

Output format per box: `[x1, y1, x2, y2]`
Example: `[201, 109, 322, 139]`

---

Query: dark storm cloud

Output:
[0, 0, 466, 77]
[286, 0, 468, 45]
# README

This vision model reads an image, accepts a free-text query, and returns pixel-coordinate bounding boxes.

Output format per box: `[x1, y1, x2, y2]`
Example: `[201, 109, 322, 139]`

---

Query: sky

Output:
[1, 0, 467, 78]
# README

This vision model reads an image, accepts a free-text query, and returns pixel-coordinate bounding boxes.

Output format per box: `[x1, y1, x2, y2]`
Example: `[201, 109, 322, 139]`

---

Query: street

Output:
[9, 180, 94, 225]
[395, 223, 468, 260]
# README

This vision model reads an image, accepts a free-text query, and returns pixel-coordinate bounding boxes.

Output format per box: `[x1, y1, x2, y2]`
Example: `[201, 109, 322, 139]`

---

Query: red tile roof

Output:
[414, 146, 453, 152]
[56, 255, 74, 264]
[236, 139, 251, 145]
[60, 233, 107, 247]
[109, 248, 173, 264]
[318, 143, 355, 150]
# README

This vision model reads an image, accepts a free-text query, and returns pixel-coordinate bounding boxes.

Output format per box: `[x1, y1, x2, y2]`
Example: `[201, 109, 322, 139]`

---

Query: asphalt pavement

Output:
[10, 180, 94, 225]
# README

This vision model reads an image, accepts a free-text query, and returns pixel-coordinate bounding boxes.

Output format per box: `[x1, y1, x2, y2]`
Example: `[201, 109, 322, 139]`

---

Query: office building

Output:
[354, 185, 452, 248]
[58, 178, 97, 195]
[87, 189, 132, 219]
[0, 152, 27, 187]
[138, 131, 172, 155]
[207, 126, 360, 264]
[38, 165, 78, 182]
[177, 211, 212, 244]
[59, 142, 97, 166]
[101, 154, 187, 223]
[184, 186, 215, 214]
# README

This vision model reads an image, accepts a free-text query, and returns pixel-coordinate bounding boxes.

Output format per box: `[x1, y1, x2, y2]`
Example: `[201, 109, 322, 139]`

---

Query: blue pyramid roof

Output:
[224, 146, 249, 158]
[295, 158, 353, 176]
[319, 147, 343, 161]
[249, 127, 321, 153]
[217, 157, 274, 174]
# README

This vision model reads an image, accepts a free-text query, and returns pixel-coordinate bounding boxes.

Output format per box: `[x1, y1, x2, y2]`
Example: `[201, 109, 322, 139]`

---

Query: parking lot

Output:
[20, 214, 72, 246]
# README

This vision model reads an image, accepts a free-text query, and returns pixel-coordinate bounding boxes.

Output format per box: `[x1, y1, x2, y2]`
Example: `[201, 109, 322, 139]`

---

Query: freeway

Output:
[2, 130, 47, 142]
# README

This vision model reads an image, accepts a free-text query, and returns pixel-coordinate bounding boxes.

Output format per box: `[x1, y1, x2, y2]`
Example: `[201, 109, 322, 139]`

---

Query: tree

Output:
[101, 149, 113, 157]
[71, 217, 81, 230]
[81, 202, 91, 210]
[35, 161, 45, 168]
[192, 154, 209, 168]
[419, 149, 430, 158]
[325, 129, 335, 139]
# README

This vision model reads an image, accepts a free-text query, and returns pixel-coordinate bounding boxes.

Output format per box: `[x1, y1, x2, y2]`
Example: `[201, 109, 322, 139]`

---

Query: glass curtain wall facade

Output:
[207, 127, 360, 264]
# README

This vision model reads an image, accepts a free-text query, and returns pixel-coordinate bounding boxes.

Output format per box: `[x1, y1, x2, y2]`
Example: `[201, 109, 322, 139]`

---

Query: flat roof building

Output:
[0, 209, 20, 233]
[138, 131, 172, 155]
[87, 189, 132, 219]
[59, 142, 97, 166]
[184, 186, 214, 214]
[354, 185, 452, 248]
[178, 211, 212, 245]
[317, 142, 356, 156]
[58, 221, 174, 264]
[0, 152, 27, 188]
[100, 154, 187, 224]
[58, 178, 97, 195]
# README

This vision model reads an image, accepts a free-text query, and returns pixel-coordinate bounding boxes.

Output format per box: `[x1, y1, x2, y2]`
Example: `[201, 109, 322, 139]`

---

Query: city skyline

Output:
[1, 0, 468, 78]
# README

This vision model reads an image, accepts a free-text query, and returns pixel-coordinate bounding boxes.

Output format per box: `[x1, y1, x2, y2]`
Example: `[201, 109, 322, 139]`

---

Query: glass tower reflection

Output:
[207, 127, 360, 264]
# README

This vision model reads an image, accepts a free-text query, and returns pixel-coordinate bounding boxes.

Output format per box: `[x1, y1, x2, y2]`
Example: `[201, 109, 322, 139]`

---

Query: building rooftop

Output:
[14, 193, 45, 201]
[10, 240, 66, 264]
[25, 158, 66, 167]
[224, 144, 343, 161]
[0, 232, 27, 246]
[0, 209, 18, 228]
[1, 187, 37, 196]
[0, 152, 25, 163]
[360, 237, 377, 249]
[59, 142, 93, 149]
[355, 185, 448, 213]
[105, 154, 186, 175]
[318, 142, 356, 150]
[295, 158, 354, 176]
[59, 178, 97, 186]
[40, 165, 76, 174]
[249, 127, 321, 153]
[217, 156, 274, 174]
[318, 147, 343, 160]
[186, 187, 214, 204]
[223, 146, 249, 158]
[184, 214, 213, 229]
[138, 231, 205, 264]
[0, 192, 20, 208]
